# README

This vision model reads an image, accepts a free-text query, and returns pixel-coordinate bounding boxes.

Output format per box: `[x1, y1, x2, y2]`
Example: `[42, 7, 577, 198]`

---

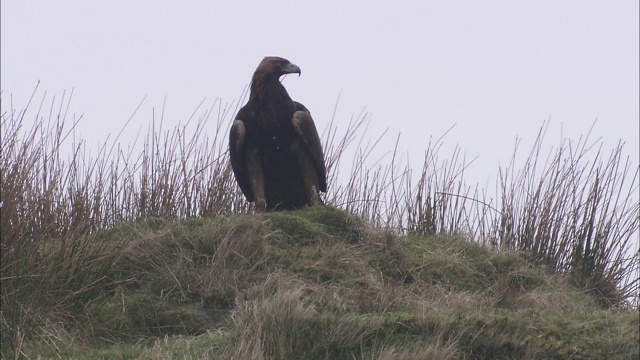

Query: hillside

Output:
[5, 206, 637, 359]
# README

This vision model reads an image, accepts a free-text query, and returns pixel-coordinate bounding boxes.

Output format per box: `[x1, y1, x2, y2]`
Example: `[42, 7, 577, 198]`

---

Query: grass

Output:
[1, 86, 638, 358]
[3, 207, 638, 359]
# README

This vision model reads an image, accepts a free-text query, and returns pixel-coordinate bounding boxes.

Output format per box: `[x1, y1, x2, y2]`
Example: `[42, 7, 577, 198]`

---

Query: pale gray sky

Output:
[2, 0, 638, 187]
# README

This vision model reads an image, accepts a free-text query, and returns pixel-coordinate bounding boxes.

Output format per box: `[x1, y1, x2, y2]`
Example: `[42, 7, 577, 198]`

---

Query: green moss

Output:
[294, 205, 367, 241]
[266, 206, 367, 245]
[267, 211, 327, 245]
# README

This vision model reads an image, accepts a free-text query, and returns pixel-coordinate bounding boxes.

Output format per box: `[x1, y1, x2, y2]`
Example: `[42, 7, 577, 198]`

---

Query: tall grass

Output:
[489, 124, 639, 306]
[1, 86, 638, 355]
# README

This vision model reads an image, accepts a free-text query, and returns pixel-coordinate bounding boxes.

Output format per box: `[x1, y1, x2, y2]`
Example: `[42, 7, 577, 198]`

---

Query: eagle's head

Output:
[255, 56, 301, 79]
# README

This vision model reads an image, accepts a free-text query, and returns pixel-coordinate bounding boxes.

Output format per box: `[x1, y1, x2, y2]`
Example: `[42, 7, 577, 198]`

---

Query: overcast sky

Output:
[2, 0, 638, 188]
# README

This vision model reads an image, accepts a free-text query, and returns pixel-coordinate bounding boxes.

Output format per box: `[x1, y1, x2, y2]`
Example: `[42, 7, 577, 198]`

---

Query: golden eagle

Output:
[229, 57, 327, 211]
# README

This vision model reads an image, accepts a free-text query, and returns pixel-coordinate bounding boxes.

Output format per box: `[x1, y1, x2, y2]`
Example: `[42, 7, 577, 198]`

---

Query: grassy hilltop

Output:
[1, 89, 638, 358]
[3, 206, 639, 359]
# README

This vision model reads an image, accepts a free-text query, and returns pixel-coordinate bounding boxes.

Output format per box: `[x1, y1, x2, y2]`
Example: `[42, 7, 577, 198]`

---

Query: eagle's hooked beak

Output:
[283, 62, 301, 77]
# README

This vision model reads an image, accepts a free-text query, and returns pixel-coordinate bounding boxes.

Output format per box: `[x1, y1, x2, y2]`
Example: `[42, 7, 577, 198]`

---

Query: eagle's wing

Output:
[229, 119, 254, 201]
[291, 103, 327, 192]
